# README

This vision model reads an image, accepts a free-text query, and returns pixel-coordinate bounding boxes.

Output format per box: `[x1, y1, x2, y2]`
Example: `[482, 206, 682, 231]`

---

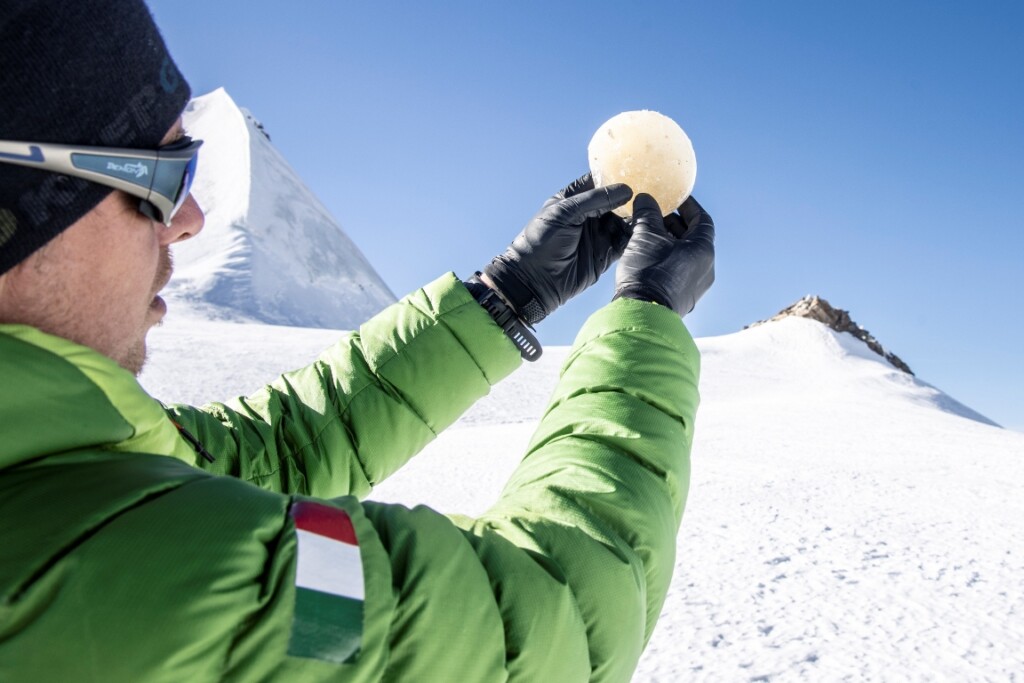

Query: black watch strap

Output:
[464, 274, 542, 362]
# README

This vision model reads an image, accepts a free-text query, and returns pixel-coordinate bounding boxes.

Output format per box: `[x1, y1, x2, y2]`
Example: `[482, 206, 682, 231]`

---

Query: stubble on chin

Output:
[124, 247, 174, 376]
[121, 338, 148, 377]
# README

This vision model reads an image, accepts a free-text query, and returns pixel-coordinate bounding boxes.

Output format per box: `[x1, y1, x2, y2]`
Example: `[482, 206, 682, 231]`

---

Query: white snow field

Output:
[141, 310, 1024, 682]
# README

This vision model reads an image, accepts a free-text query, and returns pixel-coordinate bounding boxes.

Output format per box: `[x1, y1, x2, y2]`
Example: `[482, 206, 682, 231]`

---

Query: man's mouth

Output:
[147, 250, 173, 320]
[150, 295, 167, 315]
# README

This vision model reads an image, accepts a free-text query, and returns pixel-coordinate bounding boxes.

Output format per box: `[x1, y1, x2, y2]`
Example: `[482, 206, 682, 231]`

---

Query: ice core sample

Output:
[588, 110, 696, 217]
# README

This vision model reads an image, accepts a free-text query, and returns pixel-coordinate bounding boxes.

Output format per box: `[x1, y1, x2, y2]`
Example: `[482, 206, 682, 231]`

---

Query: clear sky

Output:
[149, 0, 1023, 431]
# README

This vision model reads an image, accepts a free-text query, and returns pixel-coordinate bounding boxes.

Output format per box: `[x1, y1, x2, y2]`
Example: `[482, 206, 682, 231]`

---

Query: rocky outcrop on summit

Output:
[748, 296, 914, 375]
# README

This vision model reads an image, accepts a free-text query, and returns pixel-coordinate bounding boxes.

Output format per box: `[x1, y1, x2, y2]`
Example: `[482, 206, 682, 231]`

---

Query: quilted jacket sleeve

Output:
[166, 273, 522, 499]
[355, 297, 700, 682]
[0, 296, 699, 683]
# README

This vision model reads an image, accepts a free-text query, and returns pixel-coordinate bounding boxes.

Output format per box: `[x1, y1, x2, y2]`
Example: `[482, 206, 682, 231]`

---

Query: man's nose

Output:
[162, 194, 205, 244]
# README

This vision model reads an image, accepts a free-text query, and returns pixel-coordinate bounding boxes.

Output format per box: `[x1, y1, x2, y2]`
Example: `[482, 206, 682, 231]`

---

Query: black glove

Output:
[482, 174, 633, 325]
[614, 193, 715, 317]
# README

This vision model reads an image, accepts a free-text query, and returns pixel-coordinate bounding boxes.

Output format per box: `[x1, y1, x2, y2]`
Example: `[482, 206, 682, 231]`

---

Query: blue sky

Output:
[150, 1, 1023, 430]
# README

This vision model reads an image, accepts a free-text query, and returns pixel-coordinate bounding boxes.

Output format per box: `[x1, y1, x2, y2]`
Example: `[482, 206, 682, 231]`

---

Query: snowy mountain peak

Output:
[748, 295, 913, 375]
[165, 88, 396, 329]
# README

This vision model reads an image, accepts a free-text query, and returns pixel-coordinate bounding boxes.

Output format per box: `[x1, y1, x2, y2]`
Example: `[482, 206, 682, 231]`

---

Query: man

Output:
[0, 1, 714, 681]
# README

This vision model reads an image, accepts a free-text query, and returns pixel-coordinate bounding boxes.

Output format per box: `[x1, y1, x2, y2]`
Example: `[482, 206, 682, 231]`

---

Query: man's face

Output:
[0, 118, 204, 375]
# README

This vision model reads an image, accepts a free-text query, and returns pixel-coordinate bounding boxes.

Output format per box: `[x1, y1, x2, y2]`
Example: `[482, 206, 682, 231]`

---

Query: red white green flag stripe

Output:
[288, 501, 364, 664]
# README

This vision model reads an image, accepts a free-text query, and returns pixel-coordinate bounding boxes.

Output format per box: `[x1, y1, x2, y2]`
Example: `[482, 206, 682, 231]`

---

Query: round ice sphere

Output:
[588, 110, 696, 218]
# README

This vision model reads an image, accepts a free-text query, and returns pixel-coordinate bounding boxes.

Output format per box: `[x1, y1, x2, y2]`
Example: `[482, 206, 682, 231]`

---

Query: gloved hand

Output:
[614, 193, 716, 317]
[482, 174, 633, 325]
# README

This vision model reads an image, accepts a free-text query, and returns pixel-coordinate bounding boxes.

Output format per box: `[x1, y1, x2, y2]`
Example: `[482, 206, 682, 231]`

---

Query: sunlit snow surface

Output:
[141, 312, 1024, 681]
[165, 89, 395, 329]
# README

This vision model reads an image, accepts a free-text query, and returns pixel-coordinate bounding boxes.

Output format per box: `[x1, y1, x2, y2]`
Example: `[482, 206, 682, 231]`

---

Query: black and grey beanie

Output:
[0, 0, 191, 275]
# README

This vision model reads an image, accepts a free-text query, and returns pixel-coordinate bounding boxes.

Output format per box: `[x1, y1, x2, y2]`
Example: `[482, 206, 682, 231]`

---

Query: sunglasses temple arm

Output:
[0, 141, 164, 209]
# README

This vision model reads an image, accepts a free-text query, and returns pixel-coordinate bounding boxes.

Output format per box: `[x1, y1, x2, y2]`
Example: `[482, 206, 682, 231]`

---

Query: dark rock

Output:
[747, 296, 914, 375]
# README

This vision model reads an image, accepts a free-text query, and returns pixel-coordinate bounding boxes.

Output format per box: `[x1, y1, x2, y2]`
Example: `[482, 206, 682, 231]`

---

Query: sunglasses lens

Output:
[169, 151, 199, 221]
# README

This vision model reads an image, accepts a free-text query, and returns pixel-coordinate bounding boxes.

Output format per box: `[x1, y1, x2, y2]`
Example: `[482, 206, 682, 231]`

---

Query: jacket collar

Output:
[0, 324, 194, 470]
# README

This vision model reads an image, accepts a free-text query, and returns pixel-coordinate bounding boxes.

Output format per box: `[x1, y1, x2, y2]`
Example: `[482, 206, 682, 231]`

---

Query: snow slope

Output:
[165, 89, 395, 329]
[140, 310, 1024, 682]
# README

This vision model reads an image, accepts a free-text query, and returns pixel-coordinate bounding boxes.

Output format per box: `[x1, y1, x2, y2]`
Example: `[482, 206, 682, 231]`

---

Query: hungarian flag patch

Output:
[287, 501, 364, 664]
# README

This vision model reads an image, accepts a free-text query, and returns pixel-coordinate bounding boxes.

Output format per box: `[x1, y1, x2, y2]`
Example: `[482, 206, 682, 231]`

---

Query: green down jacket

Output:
[0, 273, 700, 682]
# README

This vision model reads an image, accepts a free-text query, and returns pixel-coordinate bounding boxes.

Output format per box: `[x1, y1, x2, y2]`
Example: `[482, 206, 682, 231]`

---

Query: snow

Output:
[167, 89, 395, 329]
[141, 310, 1024, 682]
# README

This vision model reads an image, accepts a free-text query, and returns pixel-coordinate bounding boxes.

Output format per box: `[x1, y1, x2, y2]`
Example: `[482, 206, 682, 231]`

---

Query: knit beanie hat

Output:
[0, 0, 191, 275]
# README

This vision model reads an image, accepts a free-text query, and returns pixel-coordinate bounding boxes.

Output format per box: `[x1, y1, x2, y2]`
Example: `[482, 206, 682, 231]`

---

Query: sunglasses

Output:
[0, 135, 203, 225]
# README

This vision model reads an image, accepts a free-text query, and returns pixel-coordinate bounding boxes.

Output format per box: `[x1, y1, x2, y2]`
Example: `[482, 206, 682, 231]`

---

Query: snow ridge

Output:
[165, 88, 395, 329]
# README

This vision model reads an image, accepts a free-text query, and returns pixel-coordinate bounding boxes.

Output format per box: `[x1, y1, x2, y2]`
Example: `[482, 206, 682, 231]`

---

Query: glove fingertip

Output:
[604, 183, 634, 206]
[600, 184, 633, 214]
[632, 192, 662, 216]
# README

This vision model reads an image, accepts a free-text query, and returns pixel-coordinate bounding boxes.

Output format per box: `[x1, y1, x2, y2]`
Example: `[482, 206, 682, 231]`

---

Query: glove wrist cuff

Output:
[613, 284, 673, 311]
[465, 274, 542, 362]
[482, 259, 548, 326]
